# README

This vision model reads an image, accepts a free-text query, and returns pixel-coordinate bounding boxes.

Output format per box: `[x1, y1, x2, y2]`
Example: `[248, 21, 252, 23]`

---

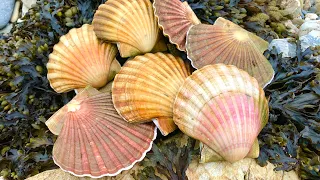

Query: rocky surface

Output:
[0, 0, 15, 29]
[268, 38, 297, 58]
[279, 0, 302, 18]
[26, 158, 299, 180]
[186, 158, 299, 180]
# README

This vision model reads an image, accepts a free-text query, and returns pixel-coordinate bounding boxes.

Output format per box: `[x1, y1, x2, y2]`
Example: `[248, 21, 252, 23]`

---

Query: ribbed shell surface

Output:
[186, 23, 274, 88]
[47, 24, 120, 93]
[153, 0, 200, 51]
[93, 0, 159, 57]
[112, 52, 191, 135]
[173, 64, 268, 163]
[46, 87, 156, 177]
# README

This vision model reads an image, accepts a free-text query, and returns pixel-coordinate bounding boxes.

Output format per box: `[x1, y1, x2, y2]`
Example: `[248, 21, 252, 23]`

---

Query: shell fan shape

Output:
[186, 17, 275, 88]
[47, 24, 121, 93]
[112, 52, 191, 136]
[173, 64, 269, 163]
[93, 0, 166, 58]
[45, 87, 156, 177]
[153, 0, 201, 51]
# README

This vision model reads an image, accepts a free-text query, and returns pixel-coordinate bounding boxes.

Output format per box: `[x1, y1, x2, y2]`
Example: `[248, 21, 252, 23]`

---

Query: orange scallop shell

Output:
[93, 0, 166, 58]
[112, 52, 191, 136]
[47, 24, 120, 93]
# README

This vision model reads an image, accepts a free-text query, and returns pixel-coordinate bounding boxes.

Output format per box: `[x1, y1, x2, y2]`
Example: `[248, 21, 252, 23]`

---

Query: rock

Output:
[292, 17, 305, 27]
[305, 13, 318, 20]
[10, 1, 20, 23]
[284, 20, 299, 35]
[0, 0, 15, 29]
[26, 167, 139, 180]
[279, 0, 302, 18]
[21, 0, 37, 17]
[186, 158, 300, 180]
[303, 0, 312, 10]
[0, 23, 12, 35]
[300, 30, 320, 51]
[268, 38, 297, 58]
[299, 20, 320, 37]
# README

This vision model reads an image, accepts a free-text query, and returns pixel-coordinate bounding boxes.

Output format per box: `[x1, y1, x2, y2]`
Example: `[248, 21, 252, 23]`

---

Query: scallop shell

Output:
[153, 0, 201, 51]
[93, 0, 166, 58]
[173, 64, 269, 163]
[112, 52, 191, 136]
[47, 24, 121, 93]
[46, 87, 156, 177]
[186, 19, 274, 88]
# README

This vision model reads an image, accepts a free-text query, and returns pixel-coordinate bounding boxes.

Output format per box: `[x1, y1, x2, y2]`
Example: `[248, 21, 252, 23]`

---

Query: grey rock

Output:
[300, 30, 320, 51]
[299, 20, 320, 37]
[268, 39, 297, 58]
[0, 0, 15, 29]
[0, 23, 12, 34]
[279, 0, 302, 18]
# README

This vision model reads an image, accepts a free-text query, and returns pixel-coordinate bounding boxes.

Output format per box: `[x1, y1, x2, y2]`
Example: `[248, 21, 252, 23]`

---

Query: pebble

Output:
[299, 30, 320, 51]
[299, 20, 320, 37]
[10, 1, 20, 23]
[268, 38, 297, 58]
[305, 13, 318, 20]
[0, 0, 15, 29]
[279, 0, 302, 18]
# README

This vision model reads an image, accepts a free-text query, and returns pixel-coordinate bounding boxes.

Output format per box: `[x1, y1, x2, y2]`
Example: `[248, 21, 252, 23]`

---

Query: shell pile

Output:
[45, 0, 274, 177]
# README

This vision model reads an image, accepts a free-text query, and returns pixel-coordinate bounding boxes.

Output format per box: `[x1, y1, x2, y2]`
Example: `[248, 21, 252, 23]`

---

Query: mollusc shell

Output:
[112, 52, 191, 136]
[93, 0, 166, 57]
[173, 64, 269, 163]
[186, 19, 274, 88]
[153, 0, 200, 51]
[46, 87, 156, 177]
[47, 24, 120, 93]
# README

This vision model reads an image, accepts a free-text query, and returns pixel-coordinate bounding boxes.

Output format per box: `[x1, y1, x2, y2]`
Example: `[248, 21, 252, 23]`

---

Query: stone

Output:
[305, 13, 318, 20]
[279, 0, 302, 18]
[10, 1, 21, 23]
[186, 158, 300, 180]
[299, 20, 320, 37]
[0, 23, 13, 35]
[303, 0, 312, 10]
[268, 38, 297, 58]
[299, 30, 320, 51]
[21, 0, 37, 17]
[284, 20, 299, 35]
[292, 17, 305, 27]
[0, 0, 15, 29]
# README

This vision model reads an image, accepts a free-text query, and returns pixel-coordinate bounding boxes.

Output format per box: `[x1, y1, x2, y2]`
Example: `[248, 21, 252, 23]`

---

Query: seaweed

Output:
[258, 46, 320, 179]
[0, 0, 106, 179]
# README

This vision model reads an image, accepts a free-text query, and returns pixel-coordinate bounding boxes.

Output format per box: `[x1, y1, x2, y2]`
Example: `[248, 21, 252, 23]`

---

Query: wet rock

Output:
[268, 38, 297, 58]
[0, 23, 12, 35]
[300, 30, 320, 51]
[299, 20, 320, 37]
[305, 13, 318, 20]
[284, 20, 299, 35]
[0, 0, 15, 29]
[279, 0, 302, 18]
[186, 158, 299, 180]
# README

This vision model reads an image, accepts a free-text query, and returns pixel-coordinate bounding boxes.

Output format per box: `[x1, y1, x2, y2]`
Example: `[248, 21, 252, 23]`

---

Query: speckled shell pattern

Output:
[153, 0, 201, 51]
[93, 0, 161, 57]
[112, 52, 191, 136]
[173, 64, 269, 163]
[46, 87, 156, 177]
[47, 24, 120, 93]
[186, 18, 274, 88]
